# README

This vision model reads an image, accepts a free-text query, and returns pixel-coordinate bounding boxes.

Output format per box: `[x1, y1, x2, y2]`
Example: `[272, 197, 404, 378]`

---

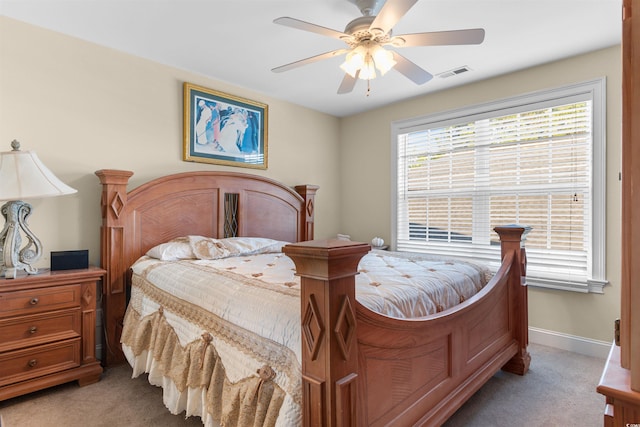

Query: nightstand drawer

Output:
[0, 309, 81, 353]
[0, 339, 81, 387]
[0, 284, 81, 318]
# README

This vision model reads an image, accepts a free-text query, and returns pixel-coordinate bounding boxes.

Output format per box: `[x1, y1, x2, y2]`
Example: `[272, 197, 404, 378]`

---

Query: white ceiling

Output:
[1, 0, 622, 117]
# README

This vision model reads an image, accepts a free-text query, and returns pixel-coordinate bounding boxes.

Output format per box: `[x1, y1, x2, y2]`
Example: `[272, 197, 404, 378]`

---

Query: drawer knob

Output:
[30, 297, 39, 305]
[28, 326, 37, 334]
[28, 359, 37, 368]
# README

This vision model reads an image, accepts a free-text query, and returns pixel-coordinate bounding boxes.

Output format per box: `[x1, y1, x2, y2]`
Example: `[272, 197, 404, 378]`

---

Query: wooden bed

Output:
[96, 169, 530, 427]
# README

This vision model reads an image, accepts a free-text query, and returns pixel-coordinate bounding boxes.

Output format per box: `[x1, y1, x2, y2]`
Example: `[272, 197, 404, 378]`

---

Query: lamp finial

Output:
[10, 140, 20, 151]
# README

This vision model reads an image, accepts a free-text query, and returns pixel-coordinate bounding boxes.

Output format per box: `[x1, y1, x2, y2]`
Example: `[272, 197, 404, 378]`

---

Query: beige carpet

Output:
[444, 343, 605, 426]
[0, 343, 605, 427]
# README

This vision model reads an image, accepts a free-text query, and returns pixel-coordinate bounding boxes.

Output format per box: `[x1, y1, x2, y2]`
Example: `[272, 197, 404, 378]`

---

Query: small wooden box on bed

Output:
[96, 169, 529, 427]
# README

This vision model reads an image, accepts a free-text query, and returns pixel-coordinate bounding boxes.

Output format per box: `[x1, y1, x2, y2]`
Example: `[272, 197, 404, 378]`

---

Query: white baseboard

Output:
[528, 327, 611, 359]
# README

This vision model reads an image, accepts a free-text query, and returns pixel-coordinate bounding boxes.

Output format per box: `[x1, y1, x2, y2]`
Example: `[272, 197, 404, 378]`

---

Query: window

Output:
[392, 79, 607, 293]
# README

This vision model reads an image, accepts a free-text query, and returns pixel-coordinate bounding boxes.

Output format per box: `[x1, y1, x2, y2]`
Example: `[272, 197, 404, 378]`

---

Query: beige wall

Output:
[339, 45, 622, 343]
[1, 16, 621, 343]
[0, 16, 342, 269]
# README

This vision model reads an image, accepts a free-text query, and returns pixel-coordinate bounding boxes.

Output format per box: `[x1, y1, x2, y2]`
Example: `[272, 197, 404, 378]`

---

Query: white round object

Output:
[371, 237, 384, 247]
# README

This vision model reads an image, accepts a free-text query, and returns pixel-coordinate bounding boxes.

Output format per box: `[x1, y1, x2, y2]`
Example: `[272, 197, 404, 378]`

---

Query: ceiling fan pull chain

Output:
[367, 79, 371, 96]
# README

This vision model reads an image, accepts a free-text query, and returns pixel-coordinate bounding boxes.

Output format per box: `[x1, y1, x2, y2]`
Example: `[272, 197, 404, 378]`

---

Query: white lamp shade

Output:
[372, 46, 397, 76]
[340, 46, 366, 78]
[359, 57, 377, 80]
[0, 147, 77, 201]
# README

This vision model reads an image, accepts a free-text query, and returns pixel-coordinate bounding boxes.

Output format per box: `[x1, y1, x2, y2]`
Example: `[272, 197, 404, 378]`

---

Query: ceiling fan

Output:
[271, 0, 485, 94]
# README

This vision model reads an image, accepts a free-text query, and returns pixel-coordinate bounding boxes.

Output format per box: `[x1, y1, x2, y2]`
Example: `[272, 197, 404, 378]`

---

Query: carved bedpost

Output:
[95, 169, 134, 366]
[283, 239, 370, 427]
[295, 185, 319, 241]
[494, 225, 531, 375]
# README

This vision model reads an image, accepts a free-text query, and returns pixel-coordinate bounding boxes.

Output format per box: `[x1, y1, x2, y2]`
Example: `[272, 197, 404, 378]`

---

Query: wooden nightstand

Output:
[0, 267, 105, 401]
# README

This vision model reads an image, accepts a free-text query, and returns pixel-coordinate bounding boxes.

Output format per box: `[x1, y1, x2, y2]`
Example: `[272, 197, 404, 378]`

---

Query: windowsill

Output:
[526, 276, 609, 294]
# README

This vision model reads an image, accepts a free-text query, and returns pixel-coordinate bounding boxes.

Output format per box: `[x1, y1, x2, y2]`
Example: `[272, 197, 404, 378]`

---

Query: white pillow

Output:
[193, 236, 288, 260]
[146, 236, 288, 261]
[189, 235, 231, 260]
[145, 236, 195, 261]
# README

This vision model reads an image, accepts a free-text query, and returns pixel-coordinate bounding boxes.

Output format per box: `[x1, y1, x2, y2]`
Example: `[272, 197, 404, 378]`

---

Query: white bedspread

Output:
[124, 248, 490, 426]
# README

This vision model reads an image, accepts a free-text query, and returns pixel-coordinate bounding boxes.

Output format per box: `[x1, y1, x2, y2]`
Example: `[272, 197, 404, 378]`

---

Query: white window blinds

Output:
[392, 79, 607, 293]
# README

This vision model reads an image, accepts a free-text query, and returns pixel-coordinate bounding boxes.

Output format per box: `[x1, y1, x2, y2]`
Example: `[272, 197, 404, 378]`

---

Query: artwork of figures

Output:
[183, 82, 268, 169]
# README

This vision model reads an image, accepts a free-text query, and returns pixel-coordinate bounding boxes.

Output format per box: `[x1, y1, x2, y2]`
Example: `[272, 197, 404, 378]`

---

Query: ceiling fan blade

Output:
[337, 72, 358, 94]
[274, 17, 350, 41]
[392, 52, 433, 85]
[272, 49, 349, 73]
[397, 28, 486, 47]
[369, 0, 419, 36]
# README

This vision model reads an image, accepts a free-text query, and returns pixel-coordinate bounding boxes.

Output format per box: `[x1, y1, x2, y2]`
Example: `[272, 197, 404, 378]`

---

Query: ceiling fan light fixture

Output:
[359, 55, 377, 80]
[371, 45, 396, 75]
[340, 46, 367, 77]
[341, 44, 396, 80]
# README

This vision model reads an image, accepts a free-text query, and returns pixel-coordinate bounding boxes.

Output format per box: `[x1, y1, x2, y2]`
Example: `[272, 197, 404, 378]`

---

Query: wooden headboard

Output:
[95, 169, 318, 365]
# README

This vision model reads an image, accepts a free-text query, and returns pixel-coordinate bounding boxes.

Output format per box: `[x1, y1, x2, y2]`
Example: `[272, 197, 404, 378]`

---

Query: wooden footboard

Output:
[283, 226, 529, 427]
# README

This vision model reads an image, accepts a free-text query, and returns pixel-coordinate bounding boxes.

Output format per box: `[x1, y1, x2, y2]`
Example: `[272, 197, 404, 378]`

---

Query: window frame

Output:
[390, 78, 607, 293]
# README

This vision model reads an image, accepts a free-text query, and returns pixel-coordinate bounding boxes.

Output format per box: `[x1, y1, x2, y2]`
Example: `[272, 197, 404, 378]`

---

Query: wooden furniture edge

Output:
[598, 343, 640, 424]
[283, 239, 371, 426]
[599, 1, 640, 424]
[284, 226, 529, 426]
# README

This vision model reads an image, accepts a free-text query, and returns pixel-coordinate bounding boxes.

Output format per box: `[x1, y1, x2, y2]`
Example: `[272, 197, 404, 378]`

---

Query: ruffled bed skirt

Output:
[120, 307, 288, 427]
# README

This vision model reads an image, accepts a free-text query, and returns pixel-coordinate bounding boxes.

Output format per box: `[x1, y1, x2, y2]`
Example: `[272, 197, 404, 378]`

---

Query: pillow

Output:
[189, 235, 231, 260]
[145, 236, 195, 261]
[223, 237, 288, 255]
[192, 236, 288, 260]
[146, 236, 288, 261]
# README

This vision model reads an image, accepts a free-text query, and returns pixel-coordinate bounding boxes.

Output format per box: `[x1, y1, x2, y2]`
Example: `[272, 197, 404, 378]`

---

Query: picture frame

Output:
[183, 82, 268, 169]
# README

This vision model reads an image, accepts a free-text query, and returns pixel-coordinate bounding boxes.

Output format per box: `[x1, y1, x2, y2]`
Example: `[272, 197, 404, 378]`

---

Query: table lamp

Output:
[0, 140, 77, 279]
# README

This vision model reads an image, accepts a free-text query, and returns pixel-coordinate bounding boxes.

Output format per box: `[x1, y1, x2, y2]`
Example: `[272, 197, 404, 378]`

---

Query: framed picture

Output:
[183, 82, 268, 169]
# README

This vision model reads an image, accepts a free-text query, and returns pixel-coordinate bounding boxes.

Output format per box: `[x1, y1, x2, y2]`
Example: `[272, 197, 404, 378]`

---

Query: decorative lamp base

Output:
[0, 200, 42, 279]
